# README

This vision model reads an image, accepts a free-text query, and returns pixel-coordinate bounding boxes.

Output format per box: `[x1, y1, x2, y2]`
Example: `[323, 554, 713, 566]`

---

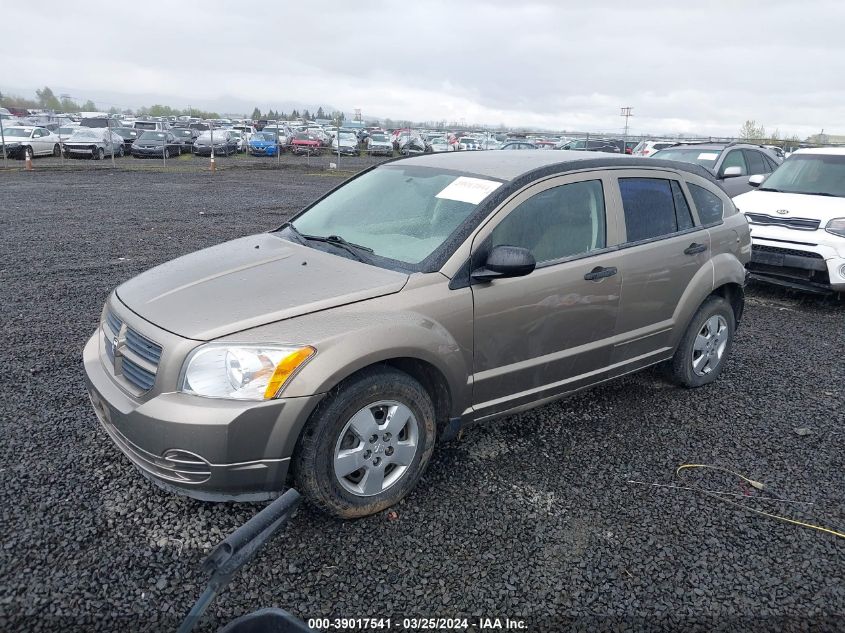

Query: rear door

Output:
[470, 173, 624, 419]
[607, 170, 712, 373]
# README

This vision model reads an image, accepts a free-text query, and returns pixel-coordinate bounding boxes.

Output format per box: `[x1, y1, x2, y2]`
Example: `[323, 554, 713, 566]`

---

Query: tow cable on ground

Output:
[628, 464, 844, 540]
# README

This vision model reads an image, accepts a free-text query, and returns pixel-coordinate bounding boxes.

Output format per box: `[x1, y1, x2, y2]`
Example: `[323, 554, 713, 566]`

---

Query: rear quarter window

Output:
[687, 183, 724, 225]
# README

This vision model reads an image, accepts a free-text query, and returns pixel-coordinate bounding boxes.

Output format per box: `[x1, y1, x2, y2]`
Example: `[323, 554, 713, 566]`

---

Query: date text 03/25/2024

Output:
[307, 617, 527, 630]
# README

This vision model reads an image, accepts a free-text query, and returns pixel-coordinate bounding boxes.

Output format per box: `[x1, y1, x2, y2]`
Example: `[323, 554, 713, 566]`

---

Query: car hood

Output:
[135, 139, 165, 145]
[116, 233, 409, 341]
[734, 189, 845, 224]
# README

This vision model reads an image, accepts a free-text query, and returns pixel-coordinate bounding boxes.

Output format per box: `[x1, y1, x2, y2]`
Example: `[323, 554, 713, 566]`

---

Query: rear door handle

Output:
[584, 266, 618, 281]
[684, 243, 708, 255]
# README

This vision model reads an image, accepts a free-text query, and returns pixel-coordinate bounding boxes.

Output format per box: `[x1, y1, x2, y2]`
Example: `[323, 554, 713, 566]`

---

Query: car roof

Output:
[396, 149, 715, 182]
[792, 147, 845, 156]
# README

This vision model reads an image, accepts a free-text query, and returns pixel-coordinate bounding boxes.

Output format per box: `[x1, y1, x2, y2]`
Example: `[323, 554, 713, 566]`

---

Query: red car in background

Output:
[290, 133, 322, 156]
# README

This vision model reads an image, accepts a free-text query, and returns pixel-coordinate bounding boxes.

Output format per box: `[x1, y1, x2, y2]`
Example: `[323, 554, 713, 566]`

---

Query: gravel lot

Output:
[0, 167, 843, 632]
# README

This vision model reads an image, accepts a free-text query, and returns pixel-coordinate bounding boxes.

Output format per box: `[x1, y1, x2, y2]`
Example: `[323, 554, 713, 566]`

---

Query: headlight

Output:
[825, 218, 845, 238]
[181, 344, 315, 400]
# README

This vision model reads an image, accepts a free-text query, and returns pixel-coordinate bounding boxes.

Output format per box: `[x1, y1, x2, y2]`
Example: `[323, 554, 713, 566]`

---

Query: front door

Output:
[470, 174, 623, 420]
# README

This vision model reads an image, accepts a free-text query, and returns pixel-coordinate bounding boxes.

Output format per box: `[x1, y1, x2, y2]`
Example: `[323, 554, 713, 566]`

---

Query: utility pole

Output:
[620, 106, 633, 152]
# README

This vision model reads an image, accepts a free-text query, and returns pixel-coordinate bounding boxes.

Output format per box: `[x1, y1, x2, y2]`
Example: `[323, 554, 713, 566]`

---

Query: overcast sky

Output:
[3, 0, 843, 137]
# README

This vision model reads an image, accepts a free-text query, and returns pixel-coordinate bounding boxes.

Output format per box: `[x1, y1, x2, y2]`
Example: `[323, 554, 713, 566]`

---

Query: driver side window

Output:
[490, 180, 606, 264]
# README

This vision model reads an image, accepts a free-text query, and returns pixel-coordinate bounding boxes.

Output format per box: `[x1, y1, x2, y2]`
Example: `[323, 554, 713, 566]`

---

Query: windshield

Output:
[429, 138, 446, 144]
[139, 131, 167, 141]
[652, 147, 722, 169]
[370, 134, 388, 142]
[760, 153, 845, 197]
[253, 132, 275, 141]
[1, 128, 31, 138]
[135, 122, 158, 130]
[173, 129, 193, 137]
[69, 129, 100, 139]
[289, 165, 499, 265]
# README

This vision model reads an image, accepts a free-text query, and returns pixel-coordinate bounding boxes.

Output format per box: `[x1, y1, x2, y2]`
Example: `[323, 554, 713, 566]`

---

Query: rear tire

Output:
[668, 296, 735, 388]
[293, 367, 436, 518]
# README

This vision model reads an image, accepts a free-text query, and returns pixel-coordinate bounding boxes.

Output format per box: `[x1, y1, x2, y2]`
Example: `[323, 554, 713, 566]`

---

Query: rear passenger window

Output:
[744, 150, 767, 175]
[619, 178, 687, 242]
[687, 183, 724, 225]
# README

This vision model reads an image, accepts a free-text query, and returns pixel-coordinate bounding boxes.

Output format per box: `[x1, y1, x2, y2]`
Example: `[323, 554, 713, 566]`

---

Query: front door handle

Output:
[684, 242, 708, 255]
[584, 266, 618, 281]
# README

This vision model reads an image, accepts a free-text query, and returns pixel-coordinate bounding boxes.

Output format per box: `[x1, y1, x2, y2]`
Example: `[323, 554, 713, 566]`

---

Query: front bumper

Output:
[747, 235, 845, 292]
[83, 329, 324, 501]
[64, 145, 98, 157]
[249, 146, 277, 156]
[131, 148, 166, 157]
[193, 146, 224, 156]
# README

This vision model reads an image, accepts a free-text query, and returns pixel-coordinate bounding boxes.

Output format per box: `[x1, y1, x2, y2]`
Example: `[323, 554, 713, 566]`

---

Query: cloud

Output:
[2, 0, 843, 136]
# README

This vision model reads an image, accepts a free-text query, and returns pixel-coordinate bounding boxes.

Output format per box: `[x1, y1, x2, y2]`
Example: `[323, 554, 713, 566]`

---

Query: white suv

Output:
[632, 140, 675, 157]
[734, 148, 845, 293]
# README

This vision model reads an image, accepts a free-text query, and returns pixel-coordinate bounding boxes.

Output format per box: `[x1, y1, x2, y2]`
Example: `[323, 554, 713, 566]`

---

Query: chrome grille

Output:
[105, 311, 121, 335]
[745, 213, 820, 231]
[125, 328, 162, 364]
[104, 310, 162, 393]
[122, 358, 156, 391]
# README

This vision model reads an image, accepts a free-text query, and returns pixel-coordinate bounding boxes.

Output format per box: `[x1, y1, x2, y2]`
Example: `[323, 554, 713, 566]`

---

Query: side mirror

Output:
[722, 165, 744, 178]
[748, 174, 766, 187]
[471, 245, 536, 282]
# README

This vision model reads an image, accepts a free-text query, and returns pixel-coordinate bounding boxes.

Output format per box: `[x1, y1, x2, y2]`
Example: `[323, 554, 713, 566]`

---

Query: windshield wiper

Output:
[757, 187, 782, 192]
[279, 222, 374, 262]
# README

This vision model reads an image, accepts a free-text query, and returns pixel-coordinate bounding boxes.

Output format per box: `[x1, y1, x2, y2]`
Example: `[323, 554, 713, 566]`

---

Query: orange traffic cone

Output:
[25, 149, 33, 171]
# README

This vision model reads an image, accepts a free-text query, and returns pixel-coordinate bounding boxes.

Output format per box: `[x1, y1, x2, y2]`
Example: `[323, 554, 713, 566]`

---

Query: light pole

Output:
[620, 106, 633, 153]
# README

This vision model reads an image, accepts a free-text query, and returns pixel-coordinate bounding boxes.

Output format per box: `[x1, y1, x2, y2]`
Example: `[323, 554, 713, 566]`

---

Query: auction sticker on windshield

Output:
[436, 176, 502, 204]
[698, 152, 719, 160]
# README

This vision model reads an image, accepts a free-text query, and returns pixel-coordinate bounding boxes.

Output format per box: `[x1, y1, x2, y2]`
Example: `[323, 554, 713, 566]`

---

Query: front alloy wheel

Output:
[333, 400, 420, 496]
[294, 367, 436, 518]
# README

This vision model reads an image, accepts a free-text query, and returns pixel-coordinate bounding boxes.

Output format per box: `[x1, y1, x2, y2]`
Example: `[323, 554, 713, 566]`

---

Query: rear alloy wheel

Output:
[293, 367, 436, 518]
[668, 295, 735, 388]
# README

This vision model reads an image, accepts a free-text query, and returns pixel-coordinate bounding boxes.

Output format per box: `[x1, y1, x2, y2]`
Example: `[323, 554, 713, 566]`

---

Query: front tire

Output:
[293, 368, 436, 518]
[164, 148, 170, 159]
[668, 295, 735, 388]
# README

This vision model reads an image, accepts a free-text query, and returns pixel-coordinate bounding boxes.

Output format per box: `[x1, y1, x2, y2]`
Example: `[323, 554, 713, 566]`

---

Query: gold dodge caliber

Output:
[83, 151, 750, 517]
